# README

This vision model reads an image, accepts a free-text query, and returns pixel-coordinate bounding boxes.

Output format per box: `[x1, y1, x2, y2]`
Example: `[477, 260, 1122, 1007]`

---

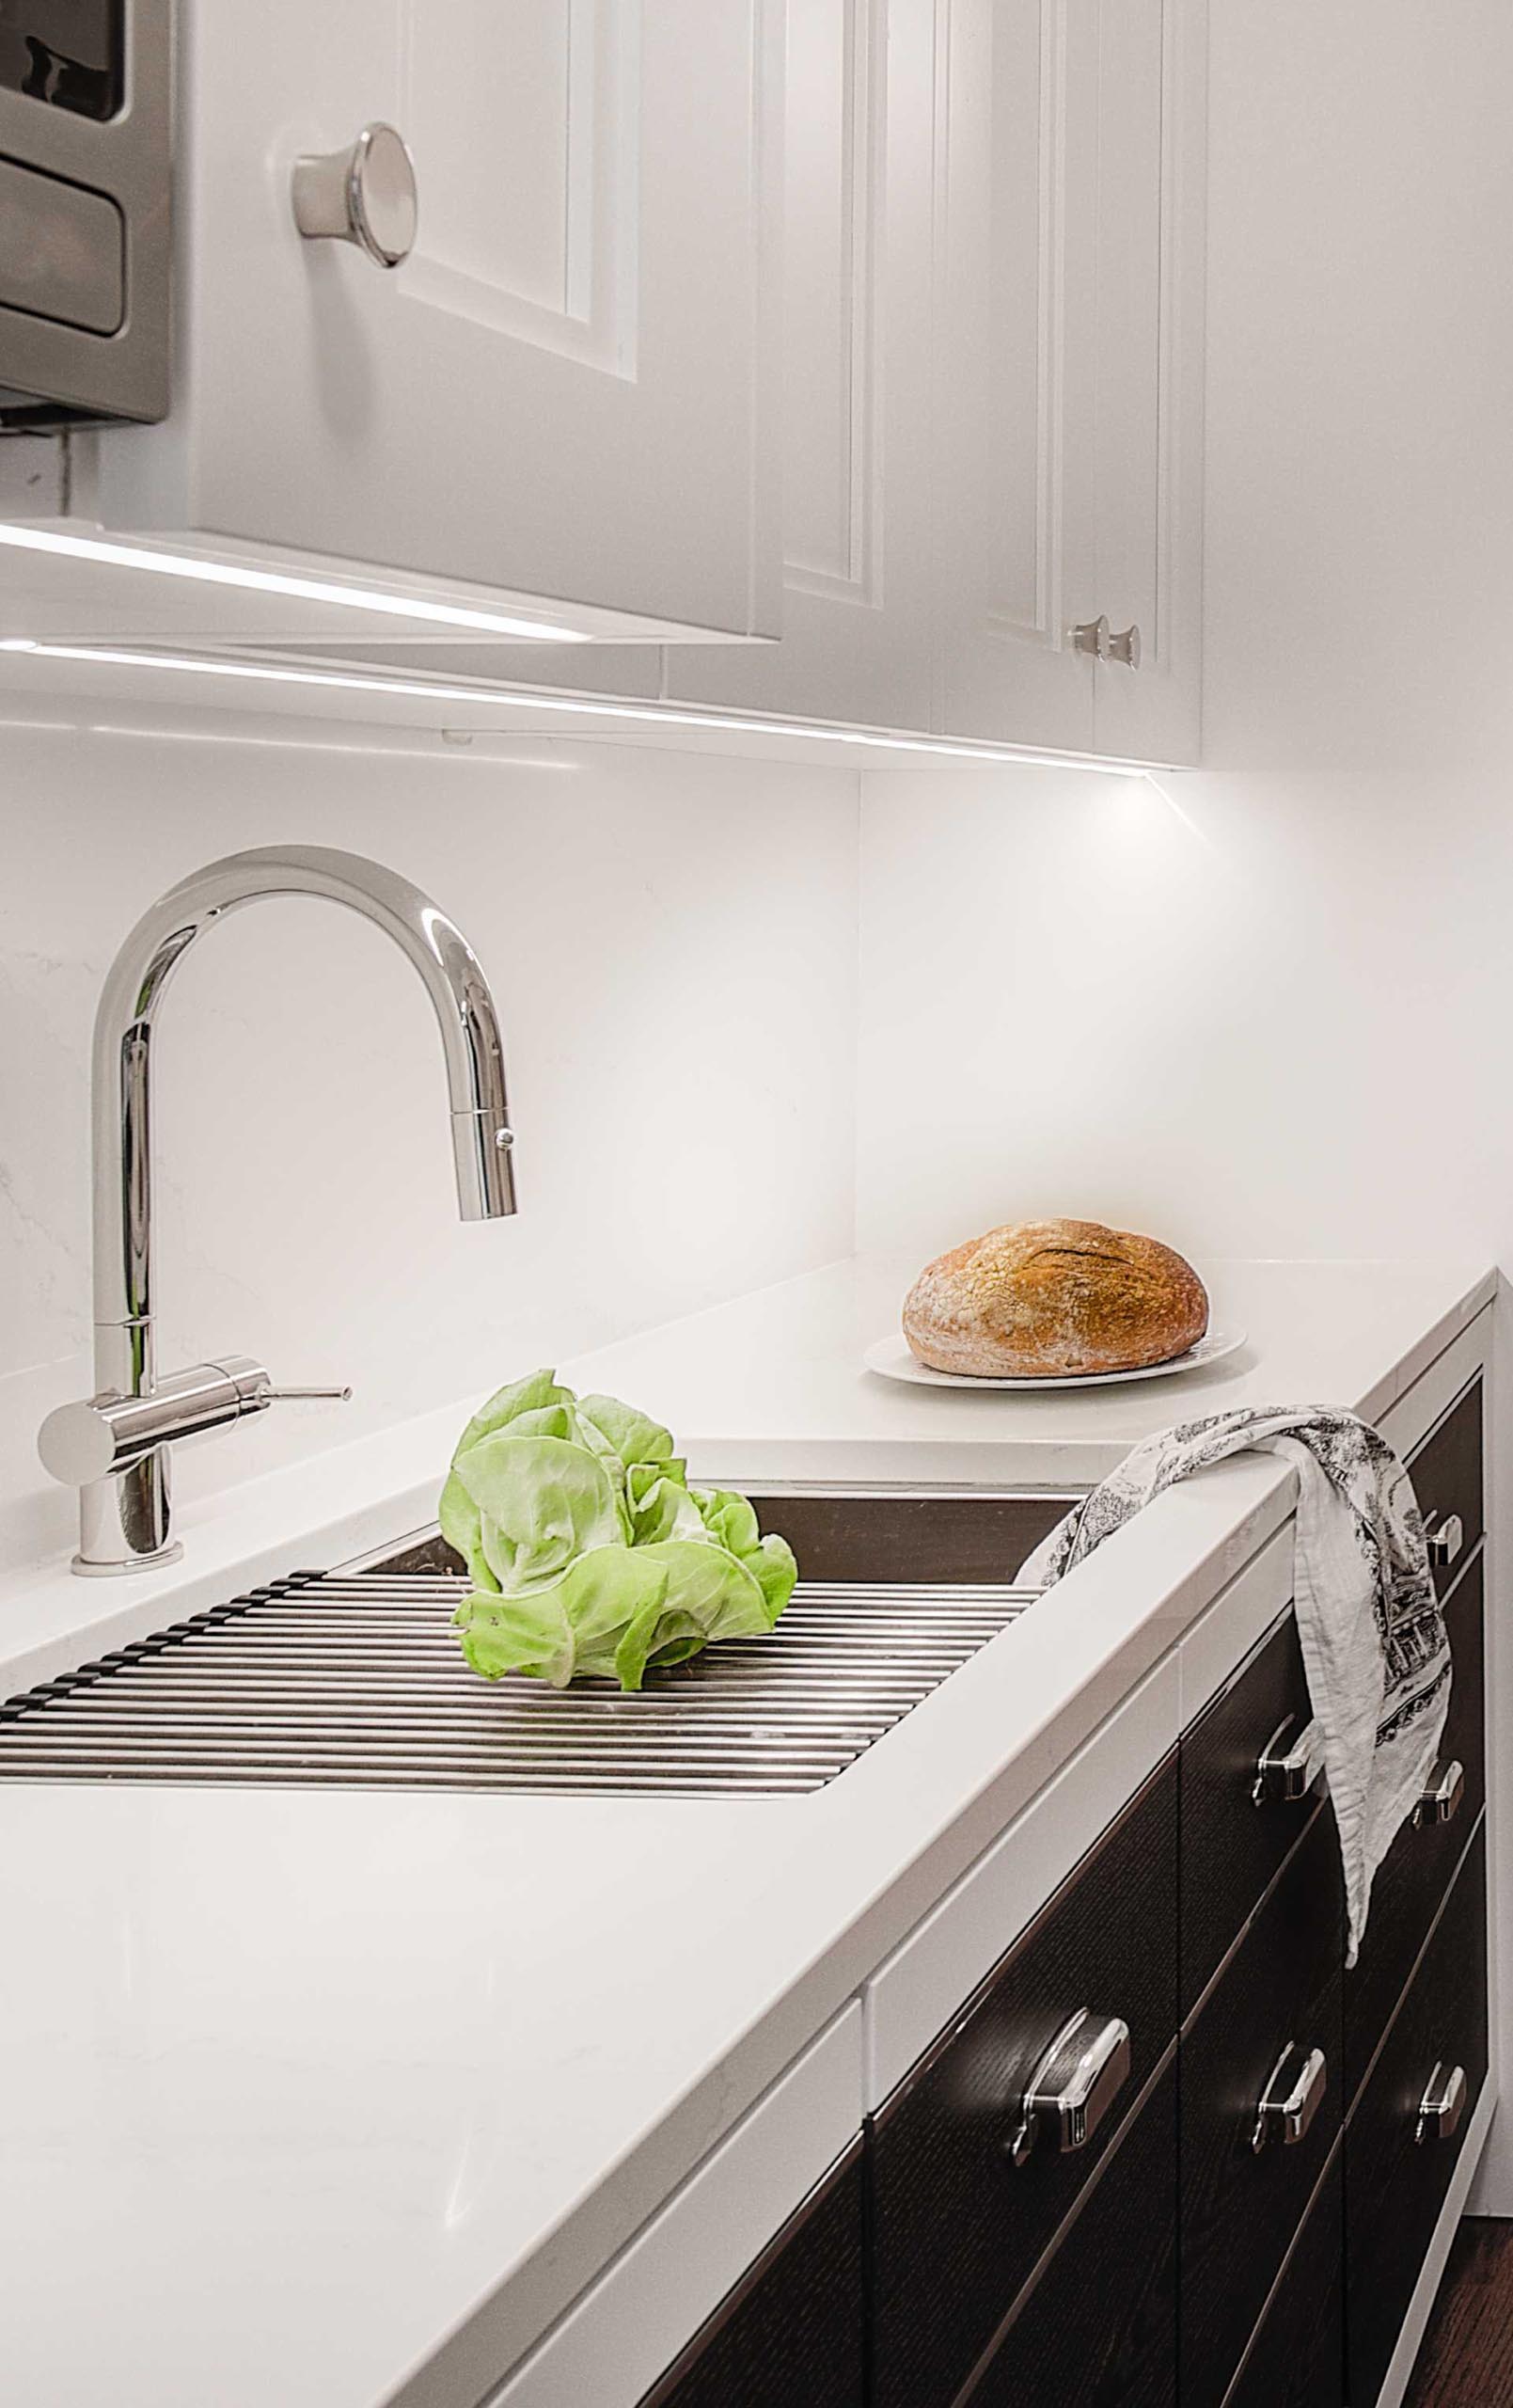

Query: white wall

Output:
[1, 711, 859, 1567]
[858, 0, 1513, 2204]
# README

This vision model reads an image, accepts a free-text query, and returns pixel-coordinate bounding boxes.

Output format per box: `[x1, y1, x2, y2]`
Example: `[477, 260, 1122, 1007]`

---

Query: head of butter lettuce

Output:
[440, 1370, 797, 1690]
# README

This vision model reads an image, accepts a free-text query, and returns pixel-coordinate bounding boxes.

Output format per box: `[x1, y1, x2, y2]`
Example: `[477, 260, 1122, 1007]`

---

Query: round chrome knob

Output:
[1106, 623, 1143, 670]
[292, 123, 418, 269]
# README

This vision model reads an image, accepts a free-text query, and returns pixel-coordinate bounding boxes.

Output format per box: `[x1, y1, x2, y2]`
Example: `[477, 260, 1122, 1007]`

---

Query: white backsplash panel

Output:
[0, 714, 859, 1567]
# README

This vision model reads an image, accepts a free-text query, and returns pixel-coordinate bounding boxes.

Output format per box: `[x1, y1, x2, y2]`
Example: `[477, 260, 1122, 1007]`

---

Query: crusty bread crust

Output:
[902, 1218, 1208, 1377]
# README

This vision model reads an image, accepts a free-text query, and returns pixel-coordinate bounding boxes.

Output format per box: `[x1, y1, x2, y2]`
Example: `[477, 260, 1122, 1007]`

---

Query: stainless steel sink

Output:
[0, 1487, 1075, 1799]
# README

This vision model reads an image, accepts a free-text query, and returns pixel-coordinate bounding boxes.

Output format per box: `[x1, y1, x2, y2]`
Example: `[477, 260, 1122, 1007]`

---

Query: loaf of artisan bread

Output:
[903, 1219, 1208, 1378]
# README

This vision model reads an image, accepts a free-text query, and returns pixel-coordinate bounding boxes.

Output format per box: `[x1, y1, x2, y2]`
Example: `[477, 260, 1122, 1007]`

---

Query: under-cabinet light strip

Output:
[0, 640, 1153, 773]
[0, 524, 588, 642]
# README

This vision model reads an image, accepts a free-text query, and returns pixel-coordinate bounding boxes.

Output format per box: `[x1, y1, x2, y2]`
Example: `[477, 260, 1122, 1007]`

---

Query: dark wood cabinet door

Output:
[1224, 2147, 1344, 2408]
[1180, 1604, 1318, 2014]
[1407, 1377, 1483, 1602]
[1180, 1809, 1344, 2407]
[639, 2144, 865, 2408]
[1346, 1822, 1489, 2408]
[1346, 1551, 1486, 2101]
[870, 1751, 1179, 2408]
[960, 2059, 1178, 2408]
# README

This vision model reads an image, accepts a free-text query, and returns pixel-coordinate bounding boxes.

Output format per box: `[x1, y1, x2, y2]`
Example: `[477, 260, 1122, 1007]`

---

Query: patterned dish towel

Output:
[1018, 1407, 1452, 1963]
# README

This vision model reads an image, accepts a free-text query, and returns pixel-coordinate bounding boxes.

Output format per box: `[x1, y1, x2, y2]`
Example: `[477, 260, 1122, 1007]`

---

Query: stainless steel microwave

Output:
[0, 0, 170, 427]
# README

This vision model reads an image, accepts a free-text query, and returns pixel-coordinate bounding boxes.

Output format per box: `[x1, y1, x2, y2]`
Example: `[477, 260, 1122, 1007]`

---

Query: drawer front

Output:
[1346, 1820, 1489, 2408]
[1181, 1605, 1316, 2013]
[959, 2059, 1178, 2408]
[1408, 1376, 1483, 1600]
[1180, 1809, 1344, 2407]
[641, 2144, 865, 2408]
[1346, 1551, 1486, 2099]
[871, 1749, 1179, 2408]
[1223, 2149, 1344, 2408]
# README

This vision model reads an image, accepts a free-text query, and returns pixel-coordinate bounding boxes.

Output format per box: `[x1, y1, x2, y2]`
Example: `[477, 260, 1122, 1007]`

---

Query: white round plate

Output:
[863, 1328, 1248, 1392]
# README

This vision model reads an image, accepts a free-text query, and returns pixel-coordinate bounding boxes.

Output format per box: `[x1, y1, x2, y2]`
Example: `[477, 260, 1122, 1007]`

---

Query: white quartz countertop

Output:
[0, 1256, 1495, 2408]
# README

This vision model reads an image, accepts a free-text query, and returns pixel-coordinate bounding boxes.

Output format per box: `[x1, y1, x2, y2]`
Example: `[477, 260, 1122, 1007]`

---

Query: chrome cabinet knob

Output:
[1071, 615, 1111, 659]
[1252, 2043, 1328, 2152]
[1106, 623, 1142, 670]
[1415, 2061, 1468, 2146]
[1412, 1759, 1464, 1828]
[1253, 1715, 1328, 1806]
[292, 123, 418, 268]
[1007, 2009, 1132, 2167]
[1425, 1511, 1464, 1571]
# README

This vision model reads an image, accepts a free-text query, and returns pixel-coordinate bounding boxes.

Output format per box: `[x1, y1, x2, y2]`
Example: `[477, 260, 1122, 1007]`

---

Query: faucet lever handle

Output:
[263, 1385, 355, 1403]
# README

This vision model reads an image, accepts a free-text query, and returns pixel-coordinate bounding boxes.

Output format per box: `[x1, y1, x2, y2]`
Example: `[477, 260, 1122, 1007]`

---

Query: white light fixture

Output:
[0, 524, 588, 642]
[0, 639, 1156, 774]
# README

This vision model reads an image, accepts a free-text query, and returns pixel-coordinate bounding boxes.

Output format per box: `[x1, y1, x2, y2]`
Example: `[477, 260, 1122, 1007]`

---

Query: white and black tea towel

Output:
[1018, 1407, 1451, 1963]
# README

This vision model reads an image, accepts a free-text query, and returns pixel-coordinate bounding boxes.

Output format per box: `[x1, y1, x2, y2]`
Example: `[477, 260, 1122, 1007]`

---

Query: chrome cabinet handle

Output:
[1253, 1715, 1327, 1806]
[1425, 1512, 1464, 1571]
[1071, 615, 1111, 659]
[39, 1357, 351, 1485]
[1413, 1760, 1464, 1828]
[1008, 2010, 1132, 2167]
[1252, 2044, 1328, 2152]
[1106, 623, 1142, 670]
[292, 123, 418, 268]
[1415, 2062, 1468, 2146]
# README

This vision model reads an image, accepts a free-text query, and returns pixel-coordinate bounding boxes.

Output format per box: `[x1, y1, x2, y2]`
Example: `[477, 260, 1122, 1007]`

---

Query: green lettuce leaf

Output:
[443, 1374, 798, 1690]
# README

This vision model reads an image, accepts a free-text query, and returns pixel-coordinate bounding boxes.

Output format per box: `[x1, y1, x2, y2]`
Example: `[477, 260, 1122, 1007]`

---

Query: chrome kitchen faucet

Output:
[38, 847, 516, 1576]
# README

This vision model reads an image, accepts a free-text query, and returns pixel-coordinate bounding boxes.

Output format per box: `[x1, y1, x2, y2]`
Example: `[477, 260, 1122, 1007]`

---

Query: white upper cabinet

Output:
[935, 0, 1204, 761]
[83, 0, 783, 643]
[932, 0, 1100, 753]
[670, 0, 937, 733]
[668, 0, 1206, 763]
[1086, 0, 1206, 764]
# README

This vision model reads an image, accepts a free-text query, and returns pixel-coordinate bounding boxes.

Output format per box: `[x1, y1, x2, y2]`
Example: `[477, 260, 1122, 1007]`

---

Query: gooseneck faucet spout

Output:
[39, 846, 516, 1576]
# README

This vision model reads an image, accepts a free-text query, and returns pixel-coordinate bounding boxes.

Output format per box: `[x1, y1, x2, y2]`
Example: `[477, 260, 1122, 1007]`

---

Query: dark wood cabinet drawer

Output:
[870, 1749, 1179, 2408]
[1223, 2148, 1344, 2408]
[639, 2143, 865, 2408]
[1181, 1604, 1317, 2013]
[1346, 1551, 1486, 2100]
[1346, 1819, 1489, 2408]
[1180, 1808, 1344, 2407]
[957, 2059, 1178, 2408]
[1409, 1376, 1483, 1600]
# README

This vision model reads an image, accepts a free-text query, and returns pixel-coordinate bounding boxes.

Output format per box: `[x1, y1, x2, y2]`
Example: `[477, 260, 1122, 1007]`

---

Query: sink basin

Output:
[0, 1486, 1078, 1799]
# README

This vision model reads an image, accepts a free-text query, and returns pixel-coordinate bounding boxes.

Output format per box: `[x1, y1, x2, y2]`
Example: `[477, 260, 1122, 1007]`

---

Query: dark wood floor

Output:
[1403, 2219, 1513, 2406]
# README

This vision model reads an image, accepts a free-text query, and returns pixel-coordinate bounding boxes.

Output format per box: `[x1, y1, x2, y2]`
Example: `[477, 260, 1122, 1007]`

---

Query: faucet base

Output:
[71, 1540, 183, 1578]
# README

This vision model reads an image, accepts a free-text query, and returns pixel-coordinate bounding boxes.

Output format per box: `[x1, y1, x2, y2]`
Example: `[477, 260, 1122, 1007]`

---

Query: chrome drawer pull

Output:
[1252, 2044, 1328, 2153]
[1415, 2062, 1468, 2146]
[1412, 1760, 1464, 1828]
[1008, 2010, 1132, 2168]
[1425, 1512, 1464, 1571]
[1253, 1716, 1327, 1806]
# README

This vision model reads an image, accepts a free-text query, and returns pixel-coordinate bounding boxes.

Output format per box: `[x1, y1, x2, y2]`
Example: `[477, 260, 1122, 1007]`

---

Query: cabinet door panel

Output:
[641, 2144, 865, 2408]
[1346, 1552, 1485, 2102]
[1223, 2149, 1344, 2408]
[1089, 0, 1205, 765]
[870, 1749, 1178, 2408]
[671, 0, 937, 730]
[964, 2059, 1178, 2408]
[95, 0, 780, 639]
[1346, 1822, 1489, 2408]
[932, 0, 1098, 749]
[1180, 1810, 1344, 2407]
[1179, 1604, 1316, 2017]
